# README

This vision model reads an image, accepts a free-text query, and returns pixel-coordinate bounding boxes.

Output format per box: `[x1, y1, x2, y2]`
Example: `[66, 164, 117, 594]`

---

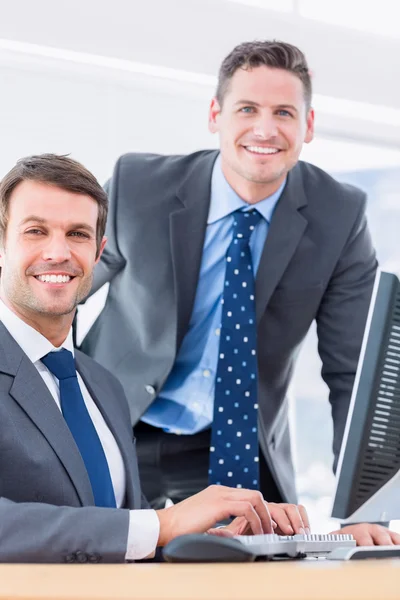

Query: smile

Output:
[245, 146, 280, 155]
[35, 275, 73, 283]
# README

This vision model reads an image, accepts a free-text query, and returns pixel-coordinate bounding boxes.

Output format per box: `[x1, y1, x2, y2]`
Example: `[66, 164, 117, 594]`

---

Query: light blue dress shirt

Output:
[142, 156, 286, 434]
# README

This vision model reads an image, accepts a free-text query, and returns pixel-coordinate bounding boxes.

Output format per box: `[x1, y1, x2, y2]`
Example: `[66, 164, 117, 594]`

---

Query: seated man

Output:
[0, 154, 397, 563]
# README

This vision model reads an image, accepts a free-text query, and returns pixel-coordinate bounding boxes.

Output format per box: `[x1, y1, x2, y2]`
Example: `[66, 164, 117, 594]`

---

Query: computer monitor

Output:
[331, 270, 400, 524]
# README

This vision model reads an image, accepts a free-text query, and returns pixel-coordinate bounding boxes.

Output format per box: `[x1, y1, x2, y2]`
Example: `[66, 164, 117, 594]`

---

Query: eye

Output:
[25, 228, 44, 235]
[276, 109, 293, 117]
[239, 106, 255, 114]
[69, 231, 90, 239]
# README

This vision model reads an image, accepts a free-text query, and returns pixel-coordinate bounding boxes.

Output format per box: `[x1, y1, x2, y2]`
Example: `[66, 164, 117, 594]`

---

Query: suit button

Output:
[145, 385, 156, 395]
[75, 551, 88, 563]
[88, 553, 101, 563]
[65, 553, 76, 563]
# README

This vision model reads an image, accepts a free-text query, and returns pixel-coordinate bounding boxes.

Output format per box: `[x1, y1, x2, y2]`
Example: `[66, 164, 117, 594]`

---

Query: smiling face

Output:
[0, 180, 106, 328]
[209, 65, 314, 202]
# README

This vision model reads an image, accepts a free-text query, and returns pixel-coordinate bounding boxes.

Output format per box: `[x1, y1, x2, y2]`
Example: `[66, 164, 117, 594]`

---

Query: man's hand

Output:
[208, 502, 310, 538]
[330, 523, 400, 546]
[156, 485, 272, 546]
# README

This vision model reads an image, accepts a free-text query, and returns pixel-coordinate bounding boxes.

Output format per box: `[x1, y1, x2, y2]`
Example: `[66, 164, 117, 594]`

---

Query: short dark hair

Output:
[216, 40, 312, 111]
[0, 154, 108, 256]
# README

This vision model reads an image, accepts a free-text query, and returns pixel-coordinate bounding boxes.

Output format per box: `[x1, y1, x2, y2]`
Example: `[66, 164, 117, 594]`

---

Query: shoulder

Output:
[113, 149, 218, 182]
[106, 150, 218, 207]
[297, 161, 367, 209]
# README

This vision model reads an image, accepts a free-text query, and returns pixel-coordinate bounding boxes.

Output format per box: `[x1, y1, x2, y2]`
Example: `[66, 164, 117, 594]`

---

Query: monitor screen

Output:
[331, 270, 400, 523]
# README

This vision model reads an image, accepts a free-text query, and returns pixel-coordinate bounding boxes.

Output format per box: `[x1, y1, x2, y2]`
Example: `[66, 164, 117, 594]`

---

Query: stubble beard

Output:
[2, 271, 93, 319]
[231, 158, 287, 188]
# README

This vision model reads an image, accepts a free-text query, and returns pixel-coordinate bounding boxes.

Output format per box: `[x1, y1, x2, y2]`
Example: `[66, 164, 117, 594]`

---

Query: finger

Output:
[282, 504, 306, 534]
[218, 487, 273, 534]
[329, 527, 373, 546]
[249, 493, 273, 534]
[298, 505, 311, 533]
[390, 531, 400, 545]
[353, 530, 374, 546]
[224, 500, 263, 535]
[370, 526, 393, 546]
[266, 503, 294, 535]
[207, 527, 235, 538]
[222, 516, 248, 536]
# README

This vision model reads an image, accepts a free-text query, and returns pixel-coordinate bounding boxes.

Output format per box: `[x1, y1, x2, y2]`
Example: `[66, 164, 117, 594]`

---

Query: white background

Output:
[1, 0, 400, 532]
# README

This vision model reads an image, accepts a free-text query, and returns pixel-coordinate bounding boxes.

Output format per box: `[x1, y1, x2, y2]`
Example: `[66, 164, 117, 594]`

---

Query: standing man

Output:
[80, 41, 377, 508]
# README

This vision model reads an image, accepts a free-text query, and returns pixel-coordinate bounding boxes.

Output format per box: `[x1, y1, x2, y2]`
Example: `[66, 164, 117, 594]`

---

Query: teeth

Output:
[37, 274, 71, 283]
[246, 146, 279, 155]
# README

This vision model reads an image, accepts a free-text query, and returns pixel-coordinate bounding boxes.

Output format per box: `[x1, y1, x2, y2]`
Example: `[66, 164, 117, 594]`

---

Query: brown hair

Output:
[0, 154, 108, 256]
[216, 40, 312, 111]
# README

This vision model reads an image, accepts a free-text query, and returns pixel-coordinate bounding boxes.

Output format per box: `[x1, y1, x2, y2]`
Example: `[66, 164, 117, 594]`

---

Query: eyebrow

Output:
[20, 216, 96, 235]
[234, 100, 299, 113]
[234, 100, 262, 108]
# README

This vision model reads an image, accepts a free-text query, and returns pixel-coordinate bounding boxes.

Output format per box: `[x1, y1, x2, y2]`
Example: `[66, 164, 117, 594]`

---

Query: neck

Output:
[0, 294, 73, 347]
[220, 161, 285, 204]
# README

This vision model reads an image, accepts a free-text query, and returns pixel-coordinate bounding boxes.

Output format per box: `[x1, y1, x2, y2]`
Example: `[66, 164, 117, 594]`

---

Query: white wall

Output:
[0, 61, 216, 181]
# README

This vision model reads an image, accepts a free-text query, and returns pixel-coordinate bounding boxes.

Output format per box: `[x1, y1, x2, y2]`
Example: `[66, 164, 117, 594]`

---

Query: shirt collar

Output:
[0, 299, 74, 364]
[208, 153, 286, 225]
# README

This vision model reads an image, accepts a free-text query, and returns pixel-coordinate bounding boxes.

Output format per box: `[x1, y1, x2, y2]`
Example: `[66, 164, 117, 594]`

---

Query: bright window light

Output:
[300, 137, 400, 173]
[0, 39, 216, 87]
[223, 0, 294, 11]
[313, 94, 400, 127]
[2, 38, 400, 128]
[299, 0, 400, 38]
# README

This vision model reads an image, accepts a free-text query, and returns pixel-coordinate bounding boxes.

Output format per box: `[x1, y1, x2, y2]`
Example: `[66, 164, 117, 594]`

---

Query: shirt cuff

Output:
[125, 509, 160, 560]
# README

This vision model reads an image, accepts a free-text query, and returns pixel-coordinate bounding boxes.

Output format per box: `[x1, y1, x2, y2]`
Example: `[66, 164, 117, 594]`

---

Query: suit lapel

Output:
[255, 164, 308, 323]
[76, 356, 136, 509]
[170, 151, 219, 350]
[0, 325, 94, 505]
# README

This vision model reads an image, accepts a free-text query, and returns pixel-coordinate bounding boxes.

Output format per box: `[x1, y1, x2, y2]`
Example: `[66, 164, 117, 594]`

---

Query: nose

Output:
[253, 113, 278, 140]
[41, 234, 72, 263]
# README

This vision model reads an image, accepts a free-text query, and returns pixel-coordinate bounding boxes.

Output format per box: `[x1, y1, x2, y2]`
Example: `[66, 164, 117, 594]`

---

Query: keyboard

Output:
[163, 533, 357, 563]
[235, 533, 356, 558]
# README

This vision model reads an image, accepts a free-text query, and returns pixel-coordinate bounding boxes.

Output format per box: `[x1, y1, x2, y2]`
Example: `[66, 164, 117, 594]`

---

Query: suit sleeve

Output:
[315, 194, 378, 470]
[0, 498, 130, 563]
[89, 160, 127, 296]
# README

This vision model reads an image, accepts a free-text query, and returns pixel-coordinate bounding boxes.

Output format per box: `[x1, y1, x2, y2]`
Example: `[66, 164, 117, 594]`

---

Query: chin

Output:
[34, 299, 77, 317]
[246, 170, 282, 185]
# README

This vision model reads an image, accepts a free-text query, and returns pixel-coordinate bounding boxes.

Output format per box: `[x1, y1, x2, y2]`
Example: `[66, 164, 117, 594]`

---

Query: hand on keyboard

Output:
[208, 502, 310, 538]
[330, 523, 400, 546]
[156, 485, 273, 546]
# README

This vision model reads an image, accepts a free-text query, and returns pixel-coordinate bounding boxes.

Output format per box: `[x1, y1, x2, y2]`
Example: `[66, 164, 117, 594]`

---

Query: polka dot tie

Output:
[209, 209, 261, 490]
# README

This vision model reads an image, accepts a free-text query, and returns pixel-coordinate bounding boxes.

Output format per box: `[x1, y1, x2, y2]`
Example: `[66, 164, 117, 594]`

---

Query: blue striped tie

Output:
[42, 349, 116, 507]
[209, 209, 261, 489]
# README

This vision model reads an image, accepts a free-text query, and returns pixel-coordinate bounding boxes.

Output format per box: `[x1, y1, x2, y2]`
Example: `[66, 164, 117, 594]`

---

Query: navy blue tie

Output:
[209, 209, 261, 489]
[41, 349, 116, 507]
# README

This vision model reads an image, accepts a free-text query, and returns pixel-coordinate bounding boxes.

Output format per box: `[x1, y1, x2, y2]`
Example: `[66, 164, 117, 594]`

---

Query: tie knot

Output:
[41, 348, 77, 381]
[232, 210, 261, 241]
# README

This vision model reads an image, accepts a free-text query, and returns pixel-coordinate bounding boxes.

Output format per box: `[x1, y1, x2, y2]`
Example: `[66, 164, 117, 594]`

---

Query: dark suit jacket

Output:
[81, 150, 378, 502]
[0, 322, 146, 563]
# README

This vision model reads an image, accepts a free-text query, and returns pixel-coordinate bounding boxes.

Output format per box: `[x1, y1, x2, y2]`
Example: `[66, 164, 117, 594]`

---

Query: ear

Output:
[208, 97, 222, 134]
[304, 108, 315, 144]
[95, 236, 107, 264]
[0, 246, 4, 269]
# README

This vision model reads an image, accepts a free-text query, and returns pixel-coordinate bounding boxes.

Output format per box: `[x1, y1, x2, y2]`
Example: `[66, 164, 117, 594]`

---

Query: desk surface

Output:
[0, 560, 400, 600]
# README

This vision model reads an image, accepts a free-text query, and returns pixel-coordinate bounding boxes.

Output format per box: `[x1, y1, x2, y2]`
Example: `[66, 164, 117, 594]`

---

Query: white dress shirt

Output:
[0, 300, 159, 560]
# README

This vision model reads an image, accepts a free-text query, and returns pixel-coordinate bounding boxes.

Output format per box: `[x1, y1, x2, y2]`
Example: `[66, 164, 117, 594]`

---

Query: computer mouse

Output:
[162, 534, 256, 563]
